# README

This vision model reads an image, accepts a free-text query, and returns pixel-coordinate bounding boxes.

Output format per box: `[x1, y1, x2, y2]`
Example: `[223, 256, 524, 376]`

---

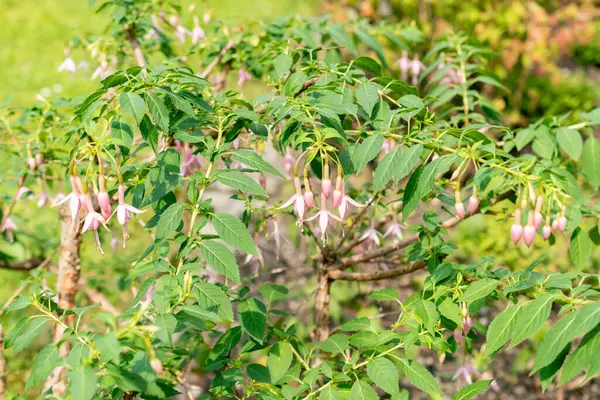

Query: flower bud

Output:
[259, 174, 267, 190]
[467, 195, 479, 214]
[523, 211, 536, 247]
[455, 202, 465, 219]
[510, 209, 523, 245]
[150, 358, 163, 375]
[321, 179, 332, 198]
[533, 195, 543, 230]
[463, 316, 472, 335]
[304, 191, 314, 208]
[558, 216, 567, 233]
[27, 157, 36, 170]
[453, 328, 463, 344]
[332, 176, 343, 208]
[552, 218, 559, 231]
[542, 225, 551, 241]
[283, 149, 293, 176]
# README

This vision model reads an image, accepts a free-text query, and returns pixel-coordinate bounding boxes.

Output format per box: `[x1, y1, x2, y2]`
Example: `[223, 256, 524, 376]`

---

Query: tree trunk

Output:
[312, 271, 332, 342]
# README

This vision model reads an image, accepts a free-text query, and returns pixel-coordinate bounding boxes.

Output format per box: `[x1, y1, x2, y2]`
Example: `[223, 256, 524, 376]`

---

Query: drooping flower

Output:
[455, 202, 465, 219]
[283, 149, 294, 177]
[453, 363, 475, 385]
[266, 220, 290, 261]
[409, 55, 425, 85]
[58, 55, 77, 74]
[0, 217, 17, 242]
[332, 176, 343, 208]
[533, 195, 543, 230]
[237, 66, 252, 87]
[510, 209, 523, 245]
[278, 177, 306, 225]
[305, 193, 344, 242]
[321, 163, 332, 198]
[82, 193, 109, 254]
[150, 358, 164, 376]
[97, 176, 112, 220]
[523, 211, 536, 248]
[338, 185, 365, 219]
[384, 219, 406, 240]
[109, 184, 145, 246]
[358, 226, 382, 247]
[191, 16, 205, 44]
[558, 206, 567, 233]
[37, 181, 50, 207]
[395, 50, 410, 82]
[177, 141, 203, 176]
[467, 190, 479, 214]
[53, 176, 83, 221]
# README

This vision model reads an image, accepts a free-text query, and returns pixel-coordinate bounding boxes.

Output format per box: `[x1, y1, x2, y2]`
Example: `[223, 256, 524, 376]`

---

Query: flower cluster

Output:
[510, 193, 567, 247]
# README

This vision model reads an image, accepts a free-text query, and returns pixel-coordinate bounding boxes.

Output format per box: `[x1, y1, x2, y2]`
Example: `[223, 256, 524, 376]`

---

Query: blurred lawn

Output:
[0, 0, 318, 105]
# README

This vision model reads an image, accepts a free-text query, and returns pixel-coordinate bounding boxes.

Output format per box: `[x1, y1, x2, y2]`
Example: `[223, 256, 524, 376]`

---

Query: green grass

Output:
[0, 0, 317, 105]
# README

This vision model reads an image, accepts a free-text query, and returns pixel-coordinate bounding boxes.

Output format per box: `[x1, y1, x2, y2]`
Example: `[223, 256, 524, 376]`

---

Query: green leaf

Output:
[247, 363, 271, 383]
[352, 133, 384, 173]
[460, 279, 499, 303]
[349, 379, 379, 400]
[68, 366, 97, 400]
[145, 92, 170, 133]
[155, 313, 177, 345]
[216, 171, 268, 197]
[453, 380, 493, 400]
[438, 298, 462, 327]
[340, 317, 371, 332]
[234, 108, 260, 122]
[392, 144, 423, 185]
[139, 114, 159, 154]
[569, 227, 592, 269]
[556, 127, 583, 160]
[369, 288, 399, 301]
[398, 358, 442, 399]
[367, 357, 399, 395]
[352, 56, 382, 76]
[415, 300, 440, 334]
[119, 92, 146, 123]
[268, 342, 293, 382]
[5, 316, 48, 353]
[515, 128, 535, 151]
[327, 23, 357, 55]
[142, 148, 180, 206]
[320, 334, 349, 353]
[274, 54, 293, 79]
[94, 333, 121, 364]
[560, 327, 600, 384]
[319, 385, 344, 400]
[540, 343, 571, 391]
[356, 83, 379, 117]
[5, 295, 31, 313]
[510, 293, 557, 347]
[402, 156, 448, 219]
[581, 137, 600, 187]
[373, 147, 400, 191]
[284, 71, 308, 96]
[26, 343, 61, 389]
[354, 28, 387, 67]
[533, 311, 579, 372]
[486, 304, 522, 356]
[259, 283, 289, 303]
[211, 213, 258, 256]
[238, 298, 267, 344]
[155, 203, 184, 239]
[199, 240, 241, 283]
[232, 149, 283, 177]
[195, 282, 234, 321]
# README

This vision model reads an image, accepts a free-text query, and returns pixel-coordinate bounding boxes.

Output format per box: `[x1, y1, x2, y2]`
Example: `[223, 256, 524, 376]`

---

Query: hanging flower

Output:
[395, 50, 410, 82]
[109, 184, 145, 246]
[358, 226, 382, 247]
[278, 177, 306, 225]
[191, 16, 205, 44]
[305, 193, 344, 242]
[82, 193, 109, 254]
[384, 219, 406, 240]
[338, 185, 365, 219]
[58, 55, 77, 74]
[0, 217, 17, 242]
[53, 176, 83, 221]
[237, 67, 251, 87]
[97, 176, 112, 220]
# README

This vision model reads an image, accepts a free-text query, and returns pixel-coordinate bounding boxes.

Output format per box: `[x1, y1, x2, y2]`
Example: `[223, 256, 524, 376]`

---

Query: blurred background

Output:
[1, 0, 599, 397]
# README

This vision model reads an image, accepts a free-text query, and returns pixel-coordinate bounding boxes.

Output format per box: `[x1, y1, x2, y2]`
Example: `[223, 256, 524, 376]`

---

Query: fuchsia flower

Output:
[338, 185, 364, 219]
[384, 219, 406, 240]
[455, 202, 465, 219]
[283, 149, 294, 177]
[409, 55, 425, 85]
[558, 206, 567, 233]
[467, 195, 479, 214]
[395, 50, 410, 82]
[266, 220, 290, 261]
[523, 211, 536, 247]
[91, 60, 111, 80]
[278, 177, 306, 225]
[191, 16, 205, 44]
[109, 184, 145, 246]
[53, 176, 83, 221]
[533, 195, 543, 230]
[97, 176, 112, 220]
[58, 56, 77, 74]
[305, 193, 344, 242]
[510, 209, 523, 245]
[358, 226, 382, 247]
[82, 193, 109, 254]
[453, 363, 475, 385]
[0, 217, 17, 242]
[16, 186, 33, 201]
[237, 67, 252, 87]
[176, 141, 202, 176]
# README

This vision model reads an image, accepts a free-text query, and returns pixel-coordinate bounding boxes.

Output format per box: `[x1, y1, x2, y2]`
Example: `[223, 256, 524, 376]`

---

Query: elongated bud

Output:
[523, 211, 536, 247]
[97, 176, 112, 220]
[552, 218, 559, 231]
[381, 139, 391, 154]
[304, 191, 314, 208]
[510, 209, 523, 245]
[542, 215, 551, 240]
[332, 176, 343, 208]
[558, 206, 567, 233]
[533, 195, 543, 230]
[467, 195, 479, 214]
[453, 328, 463, 344]
[321, 162, 331, 198]
[283, 149, 293, 176]
[150, 358, 163, 375]
[259, 174, 267, 189]
[528, 182, 536, 205]
[454, 189, 465, 219]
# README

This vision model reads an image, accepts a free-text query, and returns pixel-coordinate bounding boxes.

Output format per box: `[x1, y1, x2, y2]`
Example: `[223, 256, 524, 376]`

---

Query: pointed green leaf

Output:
[268, 342, 293, 382]
[533, 311, 579, 372]
[320, 334, 349, 354]
[556, 127, 583, 160]
[119, 92, 146, 123]
[5, 316, 48, 353]
[145, 92, 170, 133]
[352, 133, 384, 173]
[510, 293, 557, 347]
[238, 298, 267, 344]
[460, 279, 499, 303]
[367, 357, 399, 395]
[212, 212, 258, 256]
[356, 83, 379, 117]
[195, 282, 234, 321]
[398, 358, 442, 399]
[68, 366, 97, 400]
[349, 379, 379, 400]
[199, 240, 241, 283]
[486, 304, 522, 356]
[569, 227, 592, 269]
[232, 150, 283, 177]
[453, 380, 493, 400]
[26, 343, 61, 389]
[216, 171, 268, 197]
[155, 203, 184, 239]
[581, 137, 600, 187]
[373, 147, 400, 191]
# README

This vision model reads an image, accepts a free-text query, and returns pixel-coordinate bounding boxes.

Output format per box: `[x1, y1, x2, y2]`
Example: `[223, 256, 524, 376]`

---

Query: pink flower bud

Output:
[542, 225, 551, 241]
[283, 149, 293, 176]
[332, 189, 342, 208]
[510, 209, 523, 245]
[552, 218, 559, 231]
[523, 225, 536, 247]
[321, 179, 332, 198]
[259, 174, 267, 190]
[533, 212, 543, 231]
[453, 328, 463, 344]
[97, 191, 112, 220]
[467, 195, 479, 214]
[304, 191, 314, 208]
[381, 139, 391, 154]
[455, 202, 465, 219]
[558, 216, 567, 233]
[27, 157, 36, 170]
[150, 358, 163, 375]
[463, 316, 472, 335]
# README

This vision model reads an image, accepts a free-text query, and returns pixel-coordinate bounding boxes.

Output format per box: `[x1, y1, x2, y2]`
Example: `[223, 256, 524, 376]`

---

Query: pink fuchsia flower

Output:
[237, 67, 252, 87]
[358, 226, 382, 247]
[278, 177, 306, 225]
[533, 195, 543, 230]
[395, 50, 410, 82]
[0, 217, 17, 242]
[53, 176, 83, 221]
[409, 55, 425, 85]
[523, 211, 536, 247]
[338, 185, 365, 219]
[455, 202, 465, 219]
[150, 358, 164, 376]
[305, 193, 344, 242]
[283, 148, 294, 177]
[558, 206, 567, 233]
[91, 60, 111, 80]
[16, 186, 33, 201]
[266, 220, 290, 261]
[467, 194, 479, 214]
[177, 141, 202, 176]
[97, 176, 112, 220]
[109, 184, 145, 246]
[191, 16, 205, 44]
[453, 363, 475, 385]
[384, 219, 406, 240]
[380, 139, 393, 154]
[58, 56, 77, 74]
[82, 193, 109, 254]
[332, 176, 344, 208]
[510, 209, 523, 245]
